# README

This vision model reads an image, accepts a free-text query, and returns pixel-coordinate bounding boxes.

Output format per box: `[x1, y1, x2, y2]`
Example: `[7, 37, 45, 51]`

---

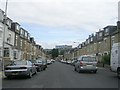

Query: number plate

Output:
[87, 65, 92, 66]
[12, 73, 18, 75]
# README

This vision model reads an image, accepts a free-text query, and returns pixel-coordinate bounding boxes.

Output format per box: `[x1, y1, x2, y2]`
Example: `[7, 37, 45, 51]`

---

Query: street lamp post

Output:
[72, 41, 80, 60]
[2, 0, 8, 77]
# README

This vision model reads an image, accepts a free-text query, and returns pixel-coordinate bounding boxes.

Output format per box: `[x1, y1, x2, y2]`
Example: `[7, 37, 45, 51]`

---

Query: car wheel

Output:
[93, 70, 97, 73]
[78, 69, 81, 73]
[6, 76, 11, 79]
[28, 71, 32, 78]
[117, 68, 120, 79]
[43, 68, 46, 70]
[39, 68, 41, 72]
[37, 68, 41, 72]
[74, 67, 76, 71]
[35, 69, 37, 74]
[77, 67, 81, 73]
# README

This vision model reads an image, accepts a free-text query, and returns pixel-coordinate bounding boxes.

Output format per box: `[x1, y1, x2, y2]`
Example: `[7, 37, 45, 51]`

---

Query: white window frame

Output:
[16, 24, 20, 30]
[7, 33, 12, 43]
[25, 32, 27, 37]
[105, 28, 109, 33]
[0, 31, 2, 38]
[20, 39, 22, 48]
[4, 48, 10, 57]
[15, 35, 18, 46]
[0, 48, 2, 57]
[13, 50, 18, 59]
[99, 32, 102, 37]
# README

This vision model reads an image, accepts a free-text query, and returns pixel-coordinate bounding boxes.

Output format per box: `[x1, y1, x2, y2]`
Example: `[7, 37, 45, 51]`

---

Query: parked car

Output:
[30, 59, 47, 72]
[66, 60, 72, 64]
[42, 59, 47, 69]
[61, 60, 64, 63]
[47, 60, 52, 65]
[74, 55, 98, 73]
[61, 60, 67, 64]
[51, 59, 55, 63]
[4, 60, 37, 78]
[71, 60, 78, 66]
[110, 43, 120, 78]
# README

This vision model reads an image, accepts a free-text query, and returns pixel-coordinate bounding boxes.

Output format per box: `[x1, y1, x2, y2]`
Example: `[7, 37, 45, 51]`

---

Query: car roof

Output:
[78, 55, 95, 58]
[13, 60, 28, 62]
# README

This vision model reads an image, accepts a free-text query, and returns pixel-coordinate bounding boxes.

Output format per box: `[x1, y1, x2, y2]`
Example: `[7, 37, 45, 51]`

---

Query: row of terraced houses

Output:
[0, 9, 46, 66]
[64, 22, 120, 63]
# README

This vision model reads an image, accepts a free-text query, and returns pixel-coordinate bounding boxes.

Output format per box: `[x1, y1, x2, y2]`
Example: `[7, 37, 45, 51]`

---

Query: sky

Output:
[0, 0, 119, 49]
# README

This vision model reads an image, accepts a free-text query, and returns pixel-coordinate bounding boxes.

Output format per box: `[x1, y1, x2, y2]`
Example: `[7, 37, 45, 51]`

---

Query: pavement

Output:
[2, 61, 119, 88]
[0, 71, 2, 79]
[0, 71, 6, 79]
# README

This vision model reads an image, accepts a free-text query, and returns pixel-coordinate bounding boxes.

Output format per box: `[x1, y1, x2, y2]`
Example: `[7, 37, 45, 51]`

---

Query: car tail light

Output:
[80, 61, 83, 66]
[80, 61, 87, 66]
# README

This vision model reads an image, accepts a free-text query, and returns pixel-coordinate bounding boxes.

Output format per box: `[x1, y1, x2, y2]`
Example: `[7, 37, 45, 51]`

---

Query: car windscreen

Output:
[36, 60, 43, 64]
[82, 57, 96, 62]
[29, 60, 36, 63]
[13, 61, 27, 65]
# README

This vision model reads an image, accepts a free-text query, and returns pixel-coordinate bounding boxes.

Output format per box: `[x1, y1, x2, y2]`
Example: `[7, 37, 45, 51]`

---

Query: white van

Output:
[110, 43, 120, 78]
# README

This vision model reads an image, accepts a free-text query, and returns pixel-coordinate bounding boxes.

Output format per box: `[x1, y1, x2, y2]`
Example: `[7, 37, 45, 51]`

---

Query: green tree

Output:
[59, 50, 65, 55]
[52, 49, 59, 59]
[102, 54, 110, 65]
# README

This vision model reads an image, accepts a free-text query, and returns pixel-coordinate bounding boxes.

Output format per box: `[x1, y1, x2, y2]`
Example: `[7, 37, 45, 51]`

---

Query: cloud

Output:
[0, 0, 118, 28]
[0, 0, 119, 49]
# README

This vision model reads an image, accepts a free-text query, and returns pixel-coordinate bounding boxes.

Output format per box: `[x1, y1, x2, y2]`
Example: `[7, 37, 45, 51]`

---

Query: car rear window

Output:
[82, 57, 96, 62]
[36, 60, 43, 64]
[14, 61, 27, 65]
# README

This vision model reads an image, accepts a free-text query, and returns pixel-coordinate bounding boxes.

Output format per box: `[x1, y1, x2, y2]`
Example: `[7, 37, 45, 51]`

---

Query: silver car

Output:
[4, 60, 37, 78]
[74, 55, 98, 73]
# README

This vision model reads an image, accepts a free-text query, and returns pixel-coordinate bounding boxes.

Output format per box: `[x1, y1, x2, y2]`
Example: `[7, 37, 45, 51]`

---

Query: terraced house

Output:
[3, 17, 15, 65]
[0, 9, 46, 66]
[11, 22, 21, 61]
[0, 9, 4, 60]
[64, 24, 119, 63]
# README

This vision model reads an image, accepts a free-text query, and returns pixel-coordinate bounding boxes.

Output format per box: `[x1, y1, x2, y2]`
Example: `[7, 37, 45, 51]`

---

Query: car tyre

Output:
[28, 71, 32, 78]
[117, 68, 120, 79]
[43, 68, 46, 70]
[6, 76, 11, 79]
[37, 67, 41, 72]
[39, 67, 42, 72]
[93, 70, 97, 73]
[35, 69, 37, 74]
[78, 69, 81, 73]
[78, 67, 81, 73]
[74, 67, 76, 71]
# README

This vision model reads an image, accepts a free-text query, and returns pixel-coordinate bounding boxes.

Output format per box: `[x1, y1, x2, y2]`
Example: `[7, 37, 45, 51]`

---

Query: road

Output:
[2, 61, 119, 88]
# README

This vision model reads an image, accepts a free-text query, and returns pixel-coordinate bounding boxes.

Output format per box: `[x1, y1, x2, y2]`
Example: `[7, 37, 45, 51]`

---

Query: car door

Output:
[75, 60, 79, 69]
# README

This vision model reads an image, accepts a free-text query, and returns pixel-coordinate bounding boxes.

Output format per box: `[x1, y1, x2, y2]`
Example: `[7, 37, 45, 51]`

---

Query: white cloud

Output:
[0, 0, 118, 27]
[0, 0, 119, 49]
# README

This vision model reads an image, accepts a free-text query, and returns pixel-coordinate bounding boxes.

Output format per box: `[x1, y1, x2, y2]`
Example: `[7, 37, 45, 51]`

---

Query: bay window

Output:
[4, 48, 9, 57]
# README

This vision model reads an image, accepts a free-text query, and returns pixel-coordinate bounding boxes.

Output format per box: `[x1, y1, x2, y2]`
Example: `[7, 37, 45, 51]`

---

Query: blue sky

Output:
[21, 23, 92, 42]
[20, 23, 92, 48]
[0, 0, 119, 49]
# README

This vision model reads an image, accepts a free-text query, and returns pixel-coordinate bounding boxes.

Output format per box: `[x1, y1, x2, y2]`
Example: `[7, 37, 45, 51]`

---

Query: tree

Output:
[51, 49, 59, 59]
[102, 54, 110, 66]
[59, 50, 65, 55]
